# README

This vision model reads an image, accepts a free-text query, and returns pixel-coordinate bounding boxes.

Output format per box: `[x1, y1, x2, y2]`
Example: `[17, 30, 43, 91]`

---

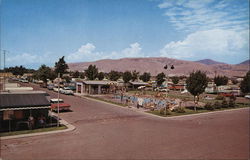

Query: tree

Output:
[3, 66, 34, 75]
[131, 70, 139, 81]
[36, 65, 56, 83]
[54, 56, 69, 76]
[108, 70, 121, 81]
[186, 70, 208, 111]
[156, 72, 165, 86]
[63, 76, 71, 83]
[72, 71, 80, 78]
[97, 72, 105, 80]
[79, 72, 85, 79]
[214, 75, 228, 86]
[240, 71, 250, 94]
[139, 72, 151, 82]
[171, 76, 179, 85]
[84, 65, 98, 80]
[122, 71, 132, 83]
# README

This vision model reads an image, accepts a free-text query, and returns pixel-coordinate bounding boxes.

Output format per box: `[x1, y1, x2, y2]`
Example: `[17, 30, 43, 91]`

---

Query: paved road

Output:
[1, 83, 249, 160]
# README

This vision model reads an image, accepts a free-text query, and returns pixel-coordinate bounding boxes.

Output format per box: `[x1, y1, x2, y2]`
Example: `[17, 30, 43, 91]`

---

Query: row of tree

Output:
[82, 64, 152, 83]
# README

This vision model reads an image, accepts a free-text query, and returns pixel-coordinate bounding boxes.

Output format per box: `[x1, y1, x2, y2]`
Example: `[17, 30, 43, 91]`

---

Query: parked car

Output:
[244, 95, 250, 99]
[60, 87, 74, 95]
[47, 84, 54, 90]
[53, 87, 60, 92]
[155, 87, 168, 92]
[50, 98, 71, 111]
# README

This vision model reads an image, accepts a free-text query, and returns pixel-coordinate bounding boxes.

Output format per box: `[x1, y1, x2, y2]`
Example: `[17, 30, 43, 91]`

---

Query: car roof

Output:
[50, 98, 63, 101]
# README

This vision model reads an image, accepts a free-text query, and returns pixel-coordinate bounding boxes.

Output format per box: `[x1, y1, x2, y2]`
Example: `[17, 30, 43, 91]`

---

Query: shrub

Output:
[173, 107, 186, 113]
[216, 95, 225, 100]
[213, 101, 221, 109]
[228, 99, 236, 108]
[159, 108, 171, 115]
[204, 102, 215, 110]
[221, 99, 228, 108]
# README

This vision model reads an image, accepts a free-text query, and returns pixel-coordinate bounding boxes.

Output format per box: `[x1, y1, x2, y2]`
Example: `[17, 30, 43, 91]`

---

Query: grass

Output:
[147, 105, 249, 117]
[0, 125, 67, 137]
[85, 95, 127, 107]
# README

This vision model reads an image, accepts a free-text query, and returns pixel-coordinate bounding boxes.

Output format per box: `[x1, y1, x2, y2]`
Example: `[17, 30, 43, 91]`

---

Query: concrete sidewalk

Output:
[0, 115, 75, 140]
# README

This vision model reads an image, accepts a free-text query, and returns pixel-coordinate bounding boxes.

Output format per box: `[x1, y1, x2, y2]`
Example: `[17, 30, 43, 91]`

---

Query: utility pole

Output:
[2, 50, 6, 91]
[57, 73, 60, 127]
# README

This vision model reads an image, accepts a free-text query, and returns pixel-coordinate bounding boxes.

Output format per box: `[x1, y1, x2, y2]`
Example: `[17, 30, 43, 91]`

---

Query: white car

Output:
[244, 95, 250, 99]
[53, 87, 59, 92]
[60, 87, 74, 95]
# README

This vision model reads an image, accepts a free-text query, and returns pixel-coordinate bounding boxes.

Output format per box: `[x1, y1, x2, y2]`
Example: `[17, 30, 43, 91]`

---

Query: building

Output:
[205, 82, 217, 94]
[0, 92, 51, 132]
[76, 80, 117, 95]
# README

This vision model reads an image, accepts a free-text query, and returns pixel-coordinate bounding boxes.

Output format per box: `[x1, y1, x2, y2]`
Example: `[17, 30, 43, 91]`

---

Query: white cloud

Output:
[66, 42, 144, 63]
[160, 29, 249, 59]
[66, 43, 103, 62]
[158, 0, 249, 32]
[6, 52, 57, 67]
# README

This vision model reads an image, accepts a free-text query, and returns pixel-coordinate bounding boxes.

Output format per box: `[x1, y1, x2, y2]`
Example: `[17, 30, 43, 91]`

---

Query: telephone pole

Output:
[2, 50, 6, 91]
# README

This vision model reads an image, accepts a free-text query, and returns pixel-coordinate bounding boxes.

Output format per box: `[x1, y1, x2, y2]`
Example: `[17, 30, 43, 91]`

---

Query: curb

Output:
[80, 94, 250, 120]
[0, 117, 75, 140]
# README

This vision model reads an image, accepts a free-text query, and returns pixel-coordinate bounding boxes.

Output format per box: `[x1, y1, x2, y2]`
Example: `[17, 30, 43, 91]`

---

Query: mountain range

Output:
[68, 57, 249, 78]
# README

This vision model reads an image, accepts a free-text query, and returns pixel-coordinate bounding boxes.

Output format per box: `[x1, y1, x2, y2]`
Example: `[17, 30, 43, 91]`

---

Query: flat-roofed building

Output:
[76, 80, 117, 95]
[0, 92, 51, 132]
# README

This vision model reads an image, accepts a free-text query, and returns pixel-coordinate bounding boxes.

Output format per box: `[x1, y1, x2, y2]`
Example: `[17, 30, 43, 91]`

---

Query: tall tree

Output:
[131, 70, 139, 81]
[156, 72, 165, 86]
[240, 71, 250, 94]
[214, 75, 228, 86]
[186, 70, 208, 111]
[123, 71, 132, 83]
[36, 65, 56, 83]
[139, 72, 151, 82]
[97, 72, 105, 80]
[54, 56, 69, 76]
[84, 65, 98, 80]
[108, 70, 121, 81]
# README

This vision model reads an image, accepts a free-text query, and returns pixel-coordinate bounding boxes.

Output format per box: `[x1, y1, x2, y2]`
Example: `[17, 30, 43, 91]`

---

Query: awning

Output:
[0, 106, 50, 111]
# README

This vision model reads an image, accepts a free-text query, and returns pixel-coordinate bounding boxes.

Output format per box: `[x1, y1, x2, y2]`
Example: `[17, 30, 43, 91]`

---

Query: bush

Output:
[221, 99, 228, 108]
[213, 101, 221, 109]
[173, 107, 186, 113]
[159, 108, 171, 115]
[204, 102, 215, 110]
[216, 95, 225, 100]
[228, 99, 236, 108]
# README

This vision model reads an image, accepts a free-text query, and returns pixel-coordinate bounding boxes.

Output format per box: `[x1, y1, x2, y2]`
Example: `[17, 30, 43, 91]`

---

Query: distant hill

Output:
[237, 59, 250, 65]
[68, 57, 249, 77]
[196, 59, 225, 65]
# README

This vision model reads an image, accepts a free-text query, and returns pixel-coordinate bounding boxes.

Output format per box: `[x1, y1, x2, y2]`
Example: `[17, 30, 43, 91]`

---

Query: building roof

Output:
[129, 82, 148, 85]
[82, 80, 117, 85]
[0, 93, 50, 110]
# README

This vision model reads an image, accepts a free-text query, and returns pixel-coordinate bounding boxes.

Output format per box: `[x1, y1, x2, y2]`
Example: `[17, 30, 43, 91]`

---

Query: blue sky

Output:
[0, 0, 249, 69]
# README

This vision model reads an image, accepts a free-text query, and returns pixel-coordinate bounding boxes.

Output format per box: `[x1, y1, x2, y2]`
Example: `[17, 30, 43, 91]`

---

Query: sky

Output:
[0, 0, 249, 69]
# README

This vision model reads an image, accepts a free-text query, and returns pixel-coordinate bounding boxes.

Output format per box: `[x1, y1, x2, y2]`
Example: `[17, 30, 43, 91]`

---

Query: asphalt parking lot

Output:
[1, 83, 249, 160]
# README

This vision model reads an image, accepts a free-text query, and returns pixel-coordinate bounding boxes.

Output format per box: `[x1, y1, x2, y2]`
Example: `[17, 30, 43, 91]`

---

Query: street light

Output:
[163, 64, 174, 115]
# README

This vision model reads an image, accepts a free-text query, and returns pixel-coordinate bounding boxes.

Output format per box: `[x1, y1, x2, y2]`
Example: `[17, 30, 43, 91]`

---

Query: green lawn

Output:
[0, 125, 67, 137]
[147, 105, 249, 117]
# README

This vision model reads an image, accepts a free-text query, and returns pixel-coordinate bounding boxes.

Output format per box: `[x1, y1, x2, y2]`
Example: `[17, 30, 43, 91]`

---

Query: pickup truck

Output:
[50, 98, 71, 111]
